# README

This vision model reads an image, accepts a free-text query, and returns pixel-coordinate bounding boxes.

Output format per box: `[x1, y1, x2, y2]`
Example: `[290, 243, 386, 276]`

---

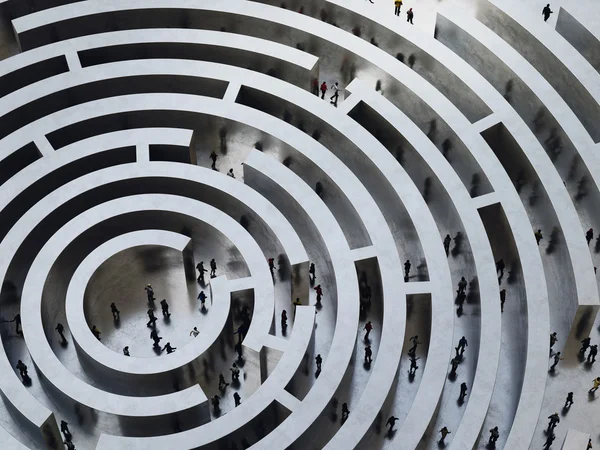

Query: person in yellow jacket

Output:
[590, 377, 600, 393]
[394, 0, 403, 16]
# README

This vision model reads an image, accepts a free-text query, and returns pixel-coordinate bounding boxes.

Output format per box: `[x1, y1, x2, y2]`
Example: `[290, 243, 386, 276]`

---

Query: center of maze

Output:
[0, 0, 598, 449]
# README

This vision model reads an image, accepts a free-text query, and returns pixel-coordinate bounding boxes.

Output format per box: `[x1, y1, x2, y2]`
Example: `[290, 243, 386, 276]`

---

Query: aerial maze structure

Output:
[0, 0, 599, 449]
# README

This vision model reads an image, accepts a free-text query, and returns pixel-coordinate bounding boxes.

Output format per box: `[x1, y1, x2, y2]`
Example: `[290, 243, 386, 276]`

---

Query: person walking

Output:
[449, 357, 460, 377]
[268, 258, 275, 275]
[409, 335, 421, 351]
[320, 81, 328, 100]
[210, 151, 218, 170]
[162, 342, 176, 354]
[309, 262, 316, 281]
[459, 382, 468, 402]
[197, 291, 207, 309]
[160, 299, 170, 318]
[542, 4, 553, 21]
[588, 345, 598, 363]
[408, 356, 420, 375]
[488, 426, 499, 447]
[150, 329, 162, 347]
[314, 284, 323, 303]
[535, 229, 543, 245]
[564, 392, 574, 408]
[588, 438, 593, 450]
[386, 416, 399, 431]
[547, 412, 560, 431]
[341, 403, 350, 424]
[550, 332, 558, 354]
[234, 340, 244, 361]
[394, 0, 402, 16]
[212, 395, 220, 413]
[586, 228, 594, 245]
[500, 289, 506, 312]
[457, 276, 467, 295]
[580, 337, 591, 355]
[60, 420, 71, 441]
[404, 259, 411, 282]
[91, 325, 101, 341]
[218, 373, 229, 391]
[457, 336, 468, 356]
[110, 302, 120, 320]
[9, 314, 22, 335]
[549, 352, 563, 371]
[439, 427, 450, 444]
[281, 310, 288, 331]
[330, 82, 340, 107]
[590, 377, 600, 393]
[147, 309, 157, 328]
[364, 321, 373, 340]
[316, 354, 322, 372]
[56, 323, 66, 342]
[234, 323, 248, 343]
[233, 392, 241, 407]
[145, 284, 155, 302]
[210, 259, 217, 278]
[311, 78, 319, 96]
[230, 363, 240, 382]
[543, 434, 555, 450]
[196, 262, 207, 283]
[364, 345, 373, 364]
[443, 234, 452, 256]
[406, 8, 414, 24]
[16, 360, 28, 381]
[496, 259, 505, 281]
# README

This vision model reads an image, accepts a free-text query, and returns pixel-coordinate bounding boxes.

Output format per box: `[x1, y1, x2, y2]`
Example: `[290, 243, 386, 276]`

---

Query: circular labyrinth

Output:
[0, 0, 598, 449]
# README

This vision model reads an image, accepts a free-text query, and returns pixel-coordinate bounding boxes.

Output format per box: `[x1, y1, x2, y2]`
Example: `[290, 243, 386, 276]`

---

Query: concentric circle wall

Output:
[0, 0, 598, 449]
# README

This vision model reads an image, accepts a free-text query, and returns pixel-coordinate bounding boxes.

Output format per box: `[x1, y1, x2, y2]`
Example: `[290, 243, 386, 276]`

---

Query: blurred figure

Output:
[341, 403, 350, 424]
[586, 228, 594, 245]
[443, 234, 452, 256]
[488, 427, 499, 447]
[542, 4, 553, 21]
[535, 229, 543, 245]
[311, 78, 319, 96]
[386, 416, 399, 431]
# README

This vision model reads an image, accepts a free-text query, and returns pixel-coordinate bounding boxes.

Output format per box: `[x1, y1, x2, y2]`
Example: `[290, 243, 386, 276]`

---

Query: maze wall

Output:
[0, 0, 598, 449]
